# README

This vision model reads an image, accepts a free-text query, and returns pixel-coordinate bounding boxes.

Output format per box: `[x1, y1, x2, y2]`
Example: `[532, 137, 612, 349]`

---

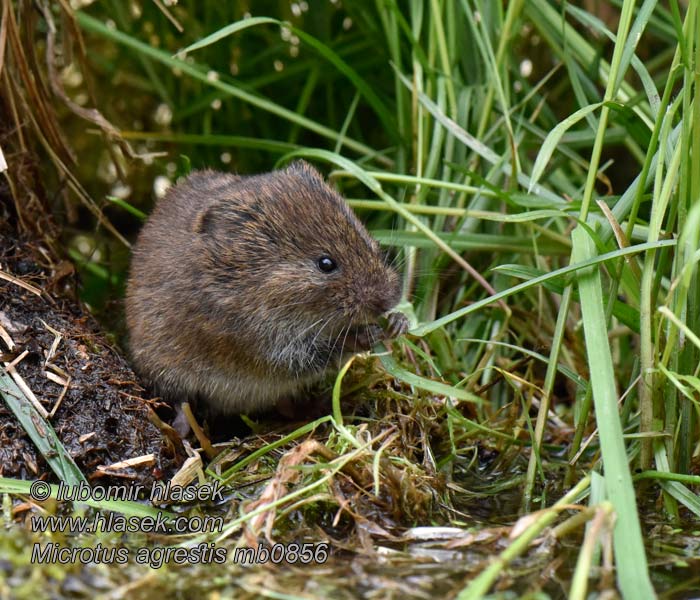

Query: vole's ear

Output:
[194, 200, 259, 237]
[193, 202, 221, 235]
[285, 160, 325, 181]
[181, 170, 232, 235]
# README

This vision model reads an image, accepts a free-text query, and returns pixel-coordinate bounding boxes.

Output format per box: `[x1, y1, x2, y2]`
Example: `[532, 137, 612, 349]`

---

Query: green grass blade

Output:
[413, 239, 675, 336]
[457, 477, 591, 599]
[379, 352, 482, 404]
[176, 16, 278, 55]
[654, 442, 700, 516]
[528, 102, 603, 191]
[572, 226, 654, 599]
[106, 195, 147, 221]
[120, 131, 301, 154]
[371, 229, 568, 255]
[0, 372, 86, 485]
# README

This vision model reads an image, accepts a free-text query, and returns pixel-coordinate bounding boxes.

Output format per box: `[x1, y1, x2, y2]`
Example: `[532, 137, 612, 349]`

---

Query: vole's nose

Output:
[365, 284, 400, 316]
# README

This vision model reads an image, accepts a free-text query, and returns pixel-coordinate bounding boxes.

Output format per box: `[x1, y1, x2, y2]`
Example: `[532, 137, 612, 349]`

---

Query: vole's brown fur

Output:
[126, 161, 407, 416]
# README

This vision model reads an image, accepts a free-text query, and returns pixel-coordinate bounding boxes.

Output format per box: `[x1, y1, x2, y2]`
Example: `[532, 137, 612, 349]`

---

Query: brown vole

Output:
[125, 161, 408, 420]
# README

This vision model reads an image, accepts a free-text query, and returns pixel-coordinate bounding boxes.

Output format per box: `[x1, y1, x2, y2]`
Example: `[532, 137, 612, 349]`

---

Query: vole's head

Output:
[195, 161, 401, 333]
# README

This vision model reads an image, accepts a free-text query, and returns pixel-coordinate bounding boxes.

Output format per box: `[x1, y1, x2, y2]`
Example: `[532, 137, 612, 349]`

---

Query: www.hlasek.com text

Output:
[31, 510, 224, 535]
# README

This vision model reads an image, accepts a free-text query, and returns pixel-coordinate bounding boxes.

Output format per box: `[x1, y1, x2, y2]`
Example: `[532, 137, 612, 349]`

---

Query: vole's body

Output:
[126, 161, 406, 415]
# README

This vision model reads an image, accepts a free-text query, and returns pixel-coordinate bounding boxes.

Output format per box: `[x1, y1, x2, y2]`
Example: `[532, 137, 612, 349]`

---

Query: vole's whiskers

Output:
[336, 323, 352, 371]
[273, 316, 325, 372]
[390, 251, 406, 270]
[283, 316, 324, 346]
[324, 320, 349, 374]
[364, 315, 376, 347]
[305, 314, 335, 371]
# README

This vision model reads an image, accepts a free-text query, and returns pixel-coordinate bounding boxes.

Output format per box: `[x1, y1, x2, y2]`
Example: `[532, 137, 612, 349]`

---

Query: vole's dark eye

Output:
[317, 256, 337, 273]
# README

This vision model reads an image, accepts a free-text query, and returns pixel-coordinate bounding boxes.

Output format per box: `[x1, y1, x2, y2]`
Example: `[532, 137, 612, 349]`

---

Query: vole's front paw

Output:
[383, 311, 409, 340]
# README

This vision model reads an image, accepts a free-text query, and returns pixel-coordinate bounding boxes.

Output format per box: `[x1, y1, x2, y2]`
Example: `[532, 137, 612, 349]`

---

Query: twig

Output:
[152, 0, 184, 32]
[0, 267, 42, 295]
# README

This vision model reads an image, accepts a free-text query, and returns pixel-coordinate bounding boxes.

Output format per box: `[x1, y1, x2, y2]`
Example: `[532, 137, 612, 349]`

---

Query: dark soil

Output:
[0, 210, 178, 489]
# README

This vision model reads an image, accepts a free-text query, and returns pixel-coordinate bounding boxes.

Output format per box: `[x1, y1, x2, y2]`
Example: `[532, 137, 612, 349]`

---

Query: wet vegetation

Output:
[1, 0, 700, 598]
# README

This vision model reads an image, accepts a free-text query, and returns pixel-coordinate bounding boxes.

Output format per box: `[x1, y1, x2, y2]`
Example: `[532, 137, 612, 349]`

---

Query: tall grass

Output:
[15, 0, 699, 596]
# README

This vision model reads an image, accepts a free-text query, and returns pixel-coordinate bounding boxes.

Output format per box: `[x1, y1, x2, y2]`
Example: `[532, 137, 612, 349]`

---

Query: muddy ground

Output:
[0, 193, 178, 489]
